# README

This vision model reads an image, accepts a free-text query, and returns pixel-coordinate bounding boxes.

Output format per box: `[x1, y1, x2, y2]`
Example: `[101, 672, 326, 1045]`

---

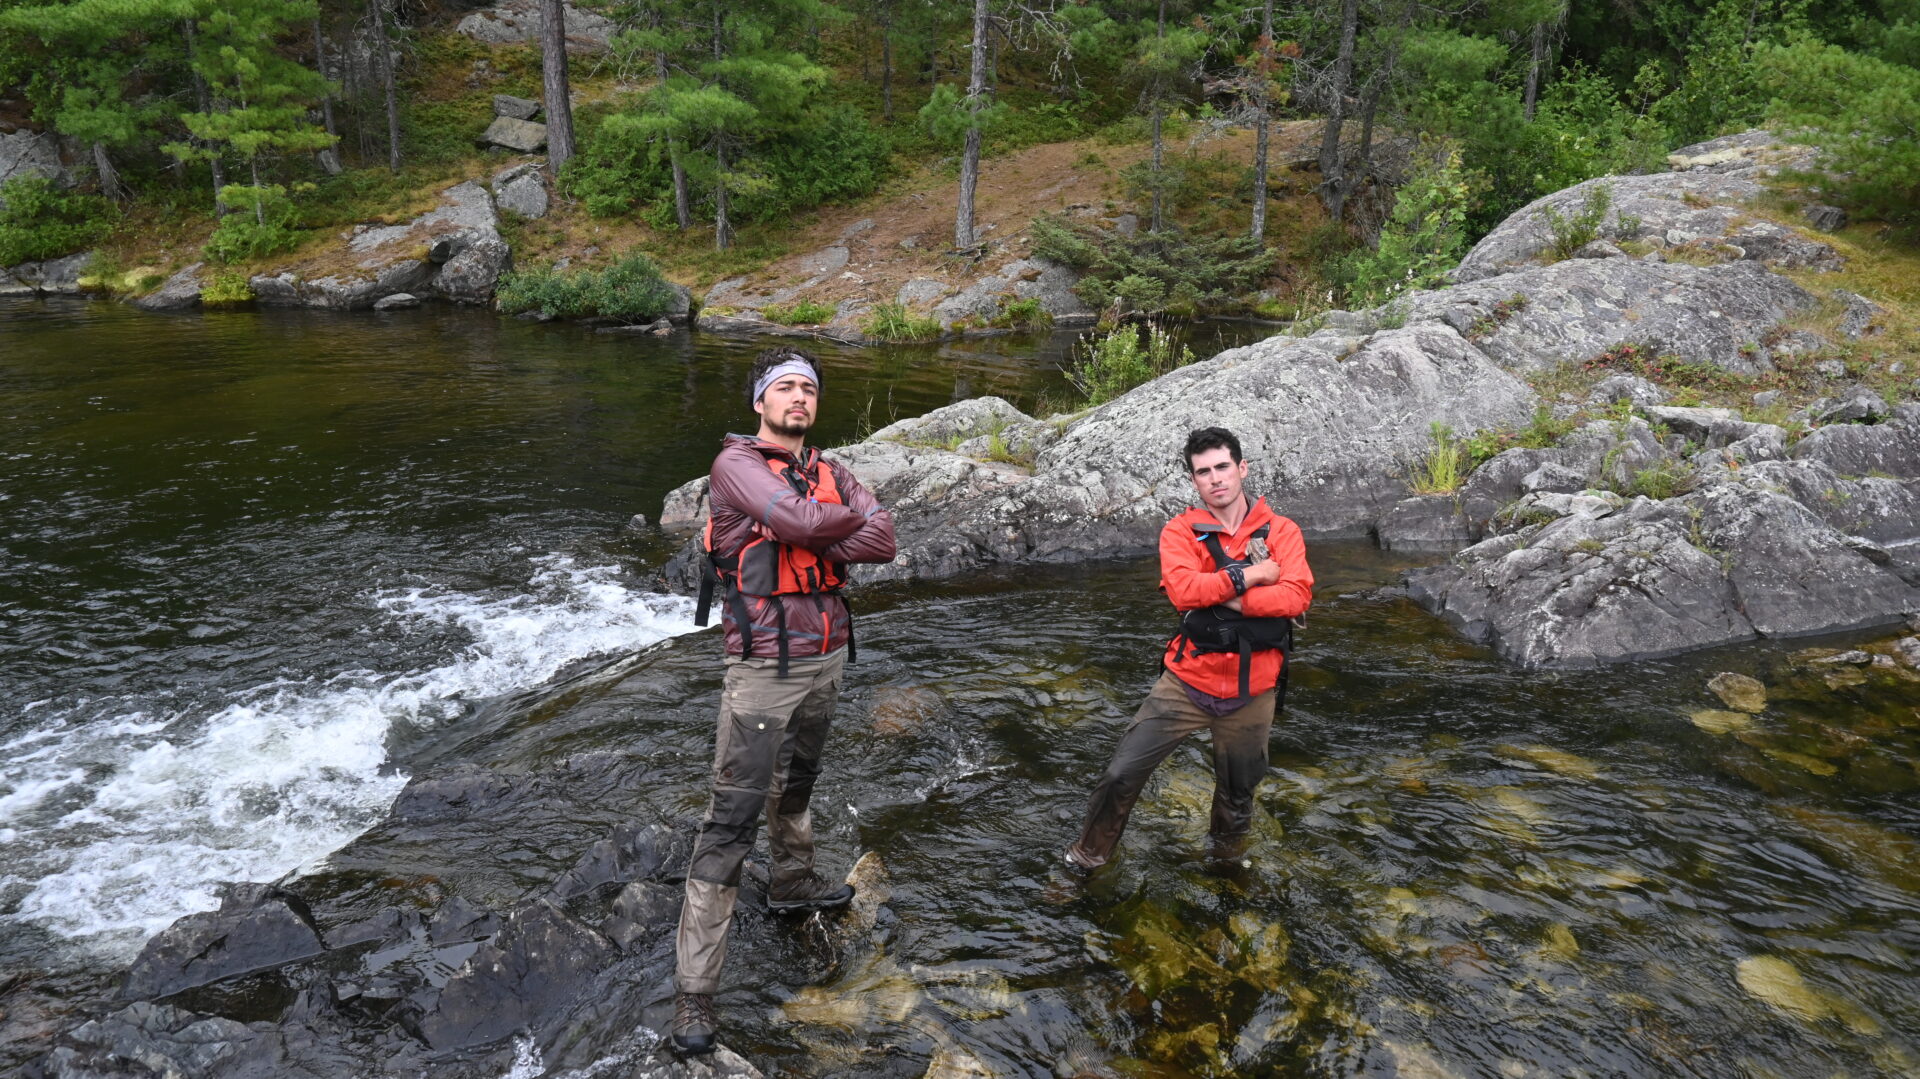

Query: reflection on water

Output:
[2, 298, 1917, 1076]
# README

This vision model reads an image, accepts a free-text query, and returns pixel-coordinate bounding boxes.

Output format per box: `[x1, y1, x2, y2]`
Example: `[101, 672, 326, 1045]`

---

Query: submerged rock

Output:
[1707, 672, 1768, 713]
[121, 884, 325, 1000]
[418, 900, 617, 1051]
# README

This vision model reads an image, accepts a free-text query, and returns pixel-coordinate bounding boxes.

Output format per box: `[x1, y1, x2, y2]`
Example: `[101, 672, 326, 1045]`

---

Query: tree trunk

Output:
[656, 48, 691, 229]
[881, 15, 894, 121]
[714, 140, 731, 250]
[1523, 20, 1545, 120]
[541, 0, 576, 170]
[1250, 0, 1273, 240]
[314, 18, 343, 174]
[92, 142, 130, 203]
[1329, 71, 1384, 223]
[1148, 0, 1166, 233]
[183, 19, 226, 210]
[1316, 0, 1359, 221]
[369, 0, 401, 171]
[250, 159, 266, 225]
[953, 0, 990, 249]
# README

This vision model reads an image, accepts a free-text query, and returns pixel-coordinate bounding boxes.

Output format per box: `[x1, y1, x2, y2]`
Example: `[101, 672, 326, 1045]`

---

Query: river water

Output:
[2, 298, 1917, 1077]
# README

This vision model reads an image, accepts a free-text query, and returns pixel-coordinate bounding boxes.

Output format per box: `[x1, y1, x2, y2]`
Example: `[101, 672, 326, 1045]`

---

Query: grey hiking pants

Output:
[676, 647, 845, 995]
[1067, 671, 1276, 869]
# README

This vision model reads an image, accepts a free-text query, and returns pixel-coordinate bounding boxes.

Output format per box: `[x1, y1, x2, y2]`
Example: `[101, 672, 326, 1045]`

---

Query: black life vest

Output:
[1170, 525, 1297, 702]
[693, 448, 854, 677]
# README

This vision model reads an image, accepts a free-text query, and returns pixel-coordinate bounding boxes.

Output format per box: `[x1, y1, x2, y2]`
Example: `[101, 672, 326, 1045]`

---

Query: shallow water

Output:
[2, 298, 1917, 1077]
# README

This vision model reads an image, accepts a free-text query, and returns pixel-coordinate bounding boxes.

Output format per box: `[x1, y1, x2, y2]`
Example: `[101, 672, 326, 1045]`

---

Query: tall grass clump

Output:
[1539, 182, 1612, 261]
[860, 302, 942, 342]
[1410, 421, 1468, 493]
[1068, 321, 1195, 406]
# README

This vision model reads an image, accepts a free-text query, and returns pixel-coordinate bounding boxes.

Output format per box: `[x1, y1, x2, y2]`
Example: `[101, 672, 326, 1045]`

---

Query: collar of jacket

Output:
[1179, 496, 1274, 537]
[724, 432, 814, 467]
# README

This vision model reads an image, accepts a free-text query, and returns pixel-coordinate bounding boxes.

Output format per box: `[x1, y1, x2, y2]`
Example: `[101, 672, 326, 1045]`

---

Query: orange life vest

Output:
[695, 449, 852, 675]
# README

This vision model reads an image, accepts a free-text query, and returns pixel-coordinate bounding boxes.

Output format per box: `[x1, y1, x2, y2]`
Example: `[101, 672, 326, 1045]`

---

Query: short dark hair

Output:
[749, 346, 822, 402]
[1182, 426, 1242, 470]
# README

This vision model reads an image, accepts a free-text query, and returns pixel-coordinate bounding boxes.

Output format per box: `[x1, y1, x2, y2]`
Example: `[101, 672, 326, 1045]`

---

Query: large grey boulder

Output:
[493, 94, 541, 120]
[930, 257, 1095, 326]
[251, 181, 506, 309]
[0, 129, 69, 196]
[456, 0, 616, 52]
[120, 884, 325, 999]
[1397, 258, 1814, 375]
[39, 1003, 277, 1079]
[492, 161, 549, 219]
[870, 396, 1032, 447]
[1454, 131, 1827, 283]
[130, 263, 205, 312]
[481, 115, 547, 153]
[9, 251, 94, 294]
[0, 265, 30, 296]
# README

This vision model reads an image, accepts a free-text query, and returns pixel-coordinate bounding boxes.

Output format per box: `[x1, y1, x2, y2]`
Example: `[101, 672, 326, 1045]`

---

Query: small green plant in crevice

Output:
[1067, 320, 1195, 406]
[1410, 422, 1469, 494]
[987, 295, 1053, 331]
[1539, 182, 1613, 261]
[1626, 459, 1695, 500]
[1572, 538, 1607, 554]
[860, 302, 943, 343]
[496, 252, 679, 323]
[1467, 293, 1530, 340]
[200, 271, 254, 307]
[762, 299, 836, 325]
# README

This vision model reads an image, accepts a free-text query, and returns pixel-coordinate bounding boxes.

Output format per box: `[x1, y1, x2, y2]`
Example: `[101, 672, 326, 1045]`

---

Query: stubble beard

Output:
[766, 413, 813, 439]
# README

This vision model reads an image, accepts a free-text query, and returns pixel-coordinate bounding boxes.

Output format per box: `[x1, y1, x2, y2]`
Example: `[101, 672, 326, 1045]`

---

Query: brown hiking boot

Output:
[671, 992, 716, 1056]
[766, 872, 854, 913]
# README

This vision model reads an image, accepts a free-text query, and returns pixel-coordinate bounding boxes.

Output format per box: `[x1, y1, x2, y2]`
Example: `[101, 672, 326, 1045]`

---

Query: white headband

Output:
[752, 359, 819, 405]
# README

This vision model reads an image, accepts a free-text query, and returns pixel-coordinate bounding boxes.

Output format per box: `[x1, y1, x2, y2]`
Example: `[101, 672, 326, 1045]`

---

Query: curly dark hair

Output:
[1182, 426, 1243, 470]
[749, 346, 823, 404]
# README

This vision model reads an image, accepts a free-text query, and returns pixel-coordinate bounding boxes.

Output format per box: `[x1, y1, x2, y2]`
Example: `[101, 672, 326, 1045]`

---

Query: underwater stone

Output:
[1707, 672, 1767, 713]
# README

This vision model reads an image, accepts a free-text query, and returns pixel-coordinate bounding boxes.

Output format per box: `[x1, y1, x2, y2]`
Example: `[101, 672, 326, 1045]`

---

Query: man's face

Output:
[1188, 445, 1247, 512]
[756, 373, 819, 437]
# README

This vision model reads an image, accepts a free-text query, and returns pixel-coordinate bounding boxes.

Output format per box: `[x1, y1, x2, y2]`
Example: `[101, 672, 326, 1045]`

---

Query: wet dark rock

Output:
[428, 896, 501, 944]
[121, 885, 325, 1000]
[868, 686, 947, 736]
[10, 251, 93, 295]
[371, 291, 419, 311]
[1708, 672, 1769, 712]
[325, 905, 419, 950]
[387, 764, 519, 823]
[548, 822, 677, 904]
[38, 1002, 279, 1079]
[602, 880, 680, 951]
[1377, 495, 1471, 552]
[1814, 650, 1873, 665]
[130, 263, 204, 312]
[417, 900, 617, 1051]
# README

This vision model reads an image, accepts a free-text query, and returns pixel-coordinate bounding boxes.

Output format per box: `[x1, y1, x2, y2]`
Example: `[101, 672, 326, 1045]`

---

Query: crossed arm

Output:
[1159, 518, 1313, 618]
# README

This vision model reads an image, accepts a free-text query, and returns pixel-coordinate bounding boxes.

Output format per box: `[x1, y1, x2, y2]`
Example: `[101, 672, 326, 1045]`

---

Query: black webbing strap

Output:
[695, 569, 714, 627]
[842, 594, 856, 664]
[773, 598, 790, 678]
[726, 585, 754, 659]
[1238, 638, 1253, 699]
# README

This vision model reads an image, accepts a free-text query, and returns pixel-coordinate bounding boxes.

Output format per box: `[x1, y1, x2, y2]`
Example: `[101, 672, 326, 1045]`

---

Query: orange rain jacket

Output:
[1159, 497, 1314, 699]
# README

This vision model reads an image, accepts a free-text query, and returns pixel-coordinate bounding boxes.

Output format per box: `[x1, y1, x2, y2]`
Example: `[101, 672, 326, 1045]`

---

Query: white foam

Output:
[1, 555, 695, 957]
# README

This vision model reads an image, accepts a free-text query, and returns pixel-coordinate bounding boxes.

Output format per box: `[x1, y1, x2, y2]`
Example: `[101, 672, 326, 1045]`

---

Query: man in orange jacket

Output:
[1066, 426, 1314, 870]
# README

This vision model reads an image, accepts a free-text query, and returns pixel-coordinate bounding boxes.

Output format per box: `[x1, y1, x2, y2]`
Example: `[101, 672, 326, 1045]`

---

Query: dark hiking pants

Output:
[1067, 671, 1276, 869]
[676, 647, 845, 995]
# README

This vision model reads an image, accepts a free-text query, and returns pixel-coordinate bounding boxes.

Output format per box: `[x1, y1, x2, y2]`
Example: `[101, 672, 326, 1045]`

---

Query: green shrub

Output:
[1411, 421, 1468, 494]
[763, 299, 836, 325]
[1627, 460, 1695, 500]
[1334, 142, 1472, 306]
[1539, 182, 1612, 262]
[0, 177, 113, 264]
[1068, 321, 1194, 406]
[860, 302, 943, 342]
[200, 271, 254, 307]
[1031, 214, 1273, 316]
[496, 253, 678, 323]
[990, 295, 1052, 330]
[1760, 41, 1920, 231]
[204, 185, 305, 264]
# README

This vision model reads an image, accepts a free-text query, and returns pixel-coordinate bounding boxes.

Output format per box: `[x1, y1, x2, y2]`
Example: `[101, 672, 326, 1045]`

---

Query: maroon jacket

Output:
[707, 434, 896, 659]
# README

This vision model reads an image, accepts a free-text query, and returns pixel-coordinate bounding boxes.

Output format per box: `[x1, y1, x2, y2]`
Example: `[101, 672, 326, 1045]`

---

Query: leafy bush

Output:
[1335, 142, 1472, 305]
[1068, 321, 1194, 406]
[990, 295, 1052, 330]
[1030, 214, 1273, 316]
[204, 184, 305, 264]
[200, 271, 254, 306]
[0, 177, 112, 264]
[1539, 182, 1612, 261]
[496, 253, 679, 323]
[763, 299, 836, 325]
[1411, 422, 1468, 494]
[860, 302, 943, 342]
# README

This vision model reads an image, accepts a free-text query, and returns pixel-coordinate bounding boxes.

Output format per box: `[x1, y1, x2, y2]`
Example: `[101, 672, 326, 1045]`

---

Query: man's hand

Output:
[1243, 558, 1282, 588]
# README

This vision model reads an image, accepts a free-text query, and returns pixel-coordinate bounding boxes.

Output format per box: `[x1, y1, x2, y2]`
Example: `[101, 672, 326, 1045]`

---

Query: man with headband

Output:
[672, 346, 896, 1055]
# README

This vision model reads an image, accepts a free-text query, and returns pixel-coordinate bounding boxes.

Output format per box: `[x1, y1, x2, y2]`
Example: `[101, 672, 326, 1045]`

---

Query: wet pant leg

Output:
[766, 651, 843, 886]
[1205, 691, 1276, 843]
[676, 648, 845, 995]
[1066, 673, 1211, 869]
